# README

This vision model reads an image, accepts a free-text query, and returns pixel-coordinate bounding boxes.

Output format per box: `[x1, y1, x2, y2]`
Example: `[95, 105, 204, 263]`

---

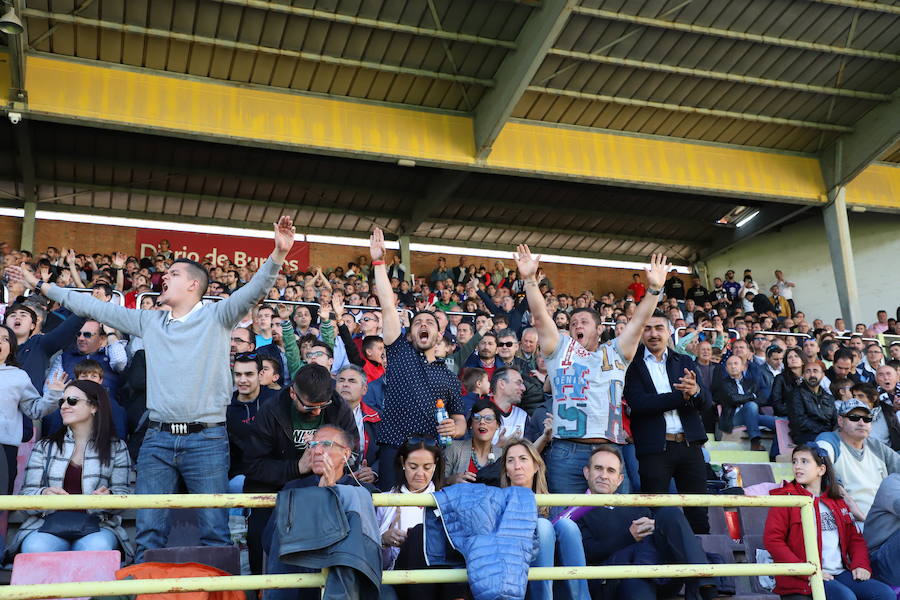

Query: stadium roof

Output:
[2, 0, 898, 263]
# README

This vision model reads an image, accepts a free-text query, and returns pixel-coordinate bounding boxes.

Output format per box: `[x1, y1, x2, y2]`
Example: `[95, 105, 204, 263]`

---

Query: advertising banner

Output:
[136, 228, 309, 271]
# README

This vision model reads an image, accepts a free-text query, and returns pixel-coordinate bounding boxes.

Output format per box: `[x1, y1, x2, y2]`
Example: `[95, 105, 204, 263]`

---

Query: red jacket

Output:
[763, 480, 870, 596]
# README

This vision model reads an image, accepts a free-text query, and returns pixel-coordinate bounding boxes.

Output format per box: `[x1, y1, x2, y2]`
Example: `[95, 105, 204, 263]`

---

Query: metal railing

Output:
[674, 326, 739, 343]
[0, 493, 824, 600]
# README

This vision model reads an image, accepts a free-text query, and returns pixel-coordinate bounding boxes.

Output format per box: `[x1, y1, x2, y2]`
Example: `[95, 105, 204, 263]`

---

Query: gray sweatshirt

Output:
[0, 365, 62, 446]
[864, 473, 900, 553]
[45, 259, 279, 423]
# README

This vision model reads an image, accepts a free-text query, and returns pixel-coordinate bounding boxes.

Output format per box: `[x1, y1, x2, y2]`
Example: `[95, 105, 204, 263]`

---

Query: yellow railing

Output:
[0, 493, 825, 600]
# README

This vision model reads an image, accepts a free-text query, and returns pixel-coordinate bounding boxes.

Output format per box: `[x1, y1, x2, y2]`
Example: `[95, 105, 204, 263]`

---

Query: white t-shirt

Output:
[818, 502, 844, 575]
[493, 405, 529, 445]
[546, 336, 630, 443]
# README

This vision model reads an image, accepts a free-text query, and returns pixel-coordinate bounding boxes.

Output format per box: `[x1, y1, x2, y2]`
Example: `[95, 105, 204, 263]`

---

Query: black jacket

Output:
[507, 355, 545, 415]
[226, 387, 278, 478]
[241, 387, 358, 493]
[769, 372, 801, 417]
[624, 346, 706, 457]
[577, 505, 654, 565]
[787, 385, 837, 441]
[714, 376, 759, 433]
[475, 289, 530, 335]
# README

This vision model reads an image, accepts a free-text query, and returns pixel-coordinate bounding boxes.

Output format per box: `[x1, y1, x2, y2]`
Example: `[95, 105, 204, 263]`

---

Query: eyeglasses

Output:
[230, 337, 252, 345]
[77, 331, 95, 338]
[307, 439, 348, 450]
[293, 392, 332, 412]
[497, 341, 516, 348]
[844, 414, 873, 423]
[59, 396, 89, 407]
[305, 351, 326, 359]
[471, 414, 497, 423]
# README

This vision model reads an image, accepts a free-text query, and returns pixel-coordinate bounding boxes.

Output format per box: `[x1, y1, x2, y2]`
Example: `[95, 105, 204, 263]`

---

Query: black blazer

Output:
[624, 345, 706, 457]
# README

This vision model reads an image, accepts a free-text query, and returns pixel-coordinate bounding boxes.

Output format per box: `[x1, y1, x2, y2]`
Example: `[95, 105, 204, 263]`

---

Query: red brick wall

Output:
[2, 217, 646, 297]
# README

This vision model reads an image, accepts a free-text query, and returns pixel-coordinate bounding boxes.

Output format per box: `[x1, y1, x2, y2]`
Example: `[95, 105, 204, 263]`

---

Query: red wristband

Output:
[371, 260, 385, 266]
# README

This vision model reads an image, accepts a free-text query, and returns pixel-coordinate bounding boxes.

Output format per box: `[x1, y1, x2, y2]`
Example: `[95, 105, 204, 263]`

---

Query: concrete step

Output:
[709, 450, 770, 464]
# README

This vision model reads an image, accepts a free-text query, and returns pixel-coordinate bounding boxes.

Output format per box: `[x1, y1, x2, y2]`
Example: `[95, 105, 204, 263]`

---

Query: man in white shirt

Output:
[490, 367, 530, 444]
[772, 270, 796, 315]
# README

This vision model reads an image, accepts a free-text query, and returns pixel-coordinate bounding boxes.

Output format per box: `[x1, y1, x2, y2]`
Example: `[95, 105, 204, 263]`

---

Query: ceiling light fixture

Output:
[735, 210, 760, 228]
[0, 7, 24, 35]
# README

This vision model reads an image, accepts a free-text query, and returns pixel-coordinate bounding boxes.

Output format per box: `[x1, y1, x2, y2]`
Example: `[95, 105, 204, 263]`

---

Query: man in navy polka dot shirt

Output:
[369, 228, 466, 491]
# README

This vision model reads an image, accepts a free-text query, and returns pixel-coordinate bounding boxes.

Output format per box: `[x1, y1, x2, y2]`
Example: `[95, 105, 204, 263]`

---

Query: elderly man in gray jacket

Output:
[864, 473, 900, 586]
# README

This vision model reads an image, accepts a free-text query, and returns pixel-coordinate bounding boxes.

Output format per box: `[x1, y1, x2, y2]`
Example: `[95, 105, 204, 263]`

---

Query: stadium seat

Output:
[11, 550, 121, 600]
[143, 546, 241, 575]
[774, 419, 796, 458]
[737, 506, 770, 540]
[708, 506, 730, 536]
[735, 464, 774, 488]
[743, 535, 779, 597]
[165, 509, 202, 547]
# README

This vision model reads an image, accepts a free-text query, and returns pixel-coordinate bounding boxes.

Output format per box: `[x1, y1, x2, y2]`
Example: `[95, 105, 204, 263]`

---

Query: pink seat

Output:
[11, 551, 121, 600]
[775, 418, 795, 457]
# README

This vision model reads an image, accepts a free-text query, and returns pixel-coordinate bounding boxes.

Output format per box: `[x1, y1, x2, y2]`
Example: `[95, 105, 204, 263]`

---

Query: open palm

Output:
[513, 244, 540, 279]
[645, 253, 670, 289]
[273, 216, 296, 254]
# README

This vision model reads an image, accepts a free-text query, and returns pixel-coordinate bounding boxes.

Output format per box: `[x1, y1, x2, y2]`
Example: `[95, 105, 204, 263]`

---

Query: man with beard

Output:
[369, 228, 465, 491]
[787, 361, 837, 445]
[495, 328, 545, 414]
[463, 332, 505, 379]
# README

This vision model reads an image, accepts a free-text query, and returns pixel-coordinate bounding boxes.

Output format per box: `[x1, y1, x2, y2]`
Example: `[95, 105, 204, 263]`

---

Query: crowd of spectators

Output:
[0, 223, 899, 600]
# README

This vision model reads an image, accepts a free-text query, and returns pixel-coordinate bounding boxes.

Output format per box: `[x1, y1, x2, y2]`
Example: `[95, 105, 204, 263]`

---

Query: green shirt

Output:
[291, 406, 325, 451]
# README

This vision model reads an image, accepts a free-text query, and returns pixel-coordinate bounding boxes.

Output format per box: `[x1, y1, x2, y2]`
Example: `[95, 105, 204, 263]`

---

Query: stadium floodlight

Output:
[735, 210, 760, 228]
[0, 6, 24, 35]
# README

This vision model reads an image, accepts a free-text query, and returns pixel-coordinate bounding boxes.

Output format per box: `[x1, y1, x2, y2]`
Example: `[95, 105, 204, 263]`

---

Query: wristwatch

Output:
[647, 287, 662, 295]
[35, 280, 45, 293]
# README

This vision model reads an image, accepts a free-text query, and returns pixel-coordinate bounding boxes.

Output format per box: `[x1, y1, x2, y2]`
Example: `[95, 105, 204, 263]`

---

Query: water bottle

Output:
[435, 399, 452, 447]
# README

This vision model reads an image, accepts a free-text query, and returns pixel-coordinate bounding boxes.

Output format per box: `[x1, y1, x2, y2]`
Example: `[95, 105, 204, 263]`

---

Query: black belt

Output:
[149, 421, 225, 435]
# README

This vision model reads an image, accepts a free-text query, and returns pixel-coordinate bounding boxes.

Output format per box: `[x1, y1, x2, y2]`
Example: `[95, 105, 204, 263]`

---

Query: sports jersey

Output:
[546, 336, 630, 443]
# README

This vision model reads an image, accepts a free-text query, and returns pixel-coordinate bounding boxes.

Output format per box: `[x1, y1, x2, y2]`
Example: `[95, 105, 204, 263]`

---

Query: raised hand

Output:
[513, 244, 540, 280]
[273, 216, 296, 258]
[369, 228, 385, 262]
[276, 303, 293, 321]
[47, 370, 70, 392]
[66, 249, 77, 266]
[644, 253, 670, 291]
[111, 252, 126, 269]
[5, 265, 38, 290]
[331, 295, 344, 320]
[673, 368, 699, 399]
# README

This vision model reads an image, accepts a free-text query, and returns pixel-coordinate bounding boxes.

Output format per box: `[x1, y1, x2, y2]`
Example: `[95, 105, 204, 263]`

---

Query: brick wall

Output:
[2, 217, 646, 297]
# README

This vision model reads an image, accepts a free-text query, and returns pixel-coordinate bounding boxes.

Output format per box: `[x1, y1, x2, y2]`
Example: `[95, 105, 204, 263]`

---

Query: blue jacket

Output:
[624, 345, 706, 457]
[463, 353, 507, 371]
[425, 484, 537, 600]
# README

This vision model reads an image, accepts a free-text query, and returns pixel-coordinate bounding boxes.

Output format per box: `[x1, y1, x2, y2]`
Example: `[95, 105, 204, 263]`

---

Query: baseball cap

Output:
[837, 399, 871, 416]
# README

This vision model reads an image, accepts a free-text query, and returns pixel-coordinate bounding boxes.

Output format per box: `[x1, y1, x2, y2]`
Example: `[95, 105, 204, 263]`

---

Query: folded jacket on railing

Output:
[425, 483, 538, 600]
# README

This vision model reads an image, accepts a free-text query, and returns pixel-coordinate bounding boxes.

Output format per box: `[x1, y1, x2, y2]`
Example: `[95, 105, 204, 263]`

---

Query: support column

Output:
[399, 235, 412, 283]
[822, 187, 862, 326]
[20, 199, 36, 254]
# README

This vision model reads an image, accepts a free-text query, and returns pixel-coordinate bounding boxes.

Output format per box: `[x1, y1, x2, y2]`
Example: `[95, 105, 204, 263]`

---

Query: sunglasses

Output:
[293, 391, 332, 412]
[406, 436, 439, 447]
[59, 396, 90, 407]
[496, 341, 516, 348]
[844, 414, 873, 423]
[471, 414, 497, 423]
[77, 331, 95, 338]
[307, 439, 348, 450]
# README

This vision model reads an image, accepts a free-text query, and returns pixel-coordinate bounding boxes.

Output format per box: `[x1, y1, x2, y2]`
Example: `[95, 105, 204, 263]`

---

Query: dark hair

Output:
[172, 258, 209, 296]
[588, 444, 624, 470]
[462, 367, 488, 392]
[850, 382, 878, 404]
[361, 335, 384, 357]
[829, 377, 852, 398]
[650, 309, 668, 320]
[4, 303, 38, 335]
[233, 352, 263, 371]
[792, 444, 841, 500]
[490, 366, 519, 394]
[833, 347, 855, 362]
[50, 381, 117, 465]
[480, 331, 498, 344]
[74, 358, 104, 378]
[260, 357, 281, 380]
[571, 307, 602, 325]
[293, 363, 333, 405]
[393, 438, 445, 492]
[91, 282, 113, 299]
[0, 324, 20, 367]
[309, 341, 334, 359]
[469, 397, 504, 428]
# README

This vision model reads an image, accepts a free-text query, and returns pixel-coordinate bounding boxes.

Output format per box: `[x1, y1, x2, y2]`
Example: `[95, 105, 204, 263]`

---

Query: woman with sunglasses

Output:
[765, 444, 893, 600]
[444, 399, 503, 487]
[378, 439, 467, 600]
[0, 324, 68, 498]
[9, 380, 133, 560]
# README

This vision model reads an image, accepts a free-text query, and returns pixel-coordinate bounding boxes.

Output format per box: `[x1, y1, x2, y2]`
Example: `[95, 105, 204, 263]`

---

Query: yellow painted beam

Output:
[0, 50, 11, 104]
[845, 163, 900, 210]
[15, 54, 891, 211]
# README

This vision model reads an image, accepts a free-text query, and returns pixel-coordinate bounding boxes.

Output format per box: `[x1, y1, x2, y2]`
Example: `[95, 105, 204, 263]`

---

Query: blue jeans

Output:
[553, 518, 589, 600]
[530, 517, 554, 600]
[21, 528, 118, 553]
[733, 401, 776, 440]
[135, 425, 231, 562]
[824, 569, 895, 600]
[871, 529, 900, 586]
[547, 440, 632, 494]
[228, 475, 246, 518]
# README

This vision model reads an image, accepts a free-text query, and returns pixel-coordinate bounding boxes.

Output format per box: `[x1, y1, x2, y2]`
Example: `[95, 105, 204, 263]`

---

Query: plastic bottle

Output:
[435, 399, 452, 447]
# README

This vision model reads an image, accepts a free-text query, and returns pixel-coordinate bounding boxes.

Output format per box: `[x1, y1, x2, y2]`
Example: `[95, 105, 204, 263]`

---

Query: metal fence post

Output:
[799, 497, 825, 600]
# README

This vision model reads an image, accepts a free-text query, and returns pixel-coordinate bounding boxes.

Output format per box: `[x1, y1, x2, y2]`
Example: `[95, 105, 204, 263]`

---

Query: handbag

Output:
[36, 445, 101, 541]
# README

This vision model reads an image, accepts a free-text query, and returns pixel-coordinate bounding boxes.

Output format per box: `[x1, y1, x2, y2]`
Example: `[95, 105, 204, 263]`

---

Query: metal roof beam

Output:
[810, 0, 900, 16]
[572, 6, 900, 63]
[699, 204, 813, 261]
[819, 94, 900, 191]
[423, 217, 699, 247]
[34, 180, 405, 221]
[21, 10, 494, 87]
[546, 48, 891, 101]
[400, 170, 467, 235]
[472, 0, 575, 159]
[528, 86, 853, 132]
[210, 0, 517, 49]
